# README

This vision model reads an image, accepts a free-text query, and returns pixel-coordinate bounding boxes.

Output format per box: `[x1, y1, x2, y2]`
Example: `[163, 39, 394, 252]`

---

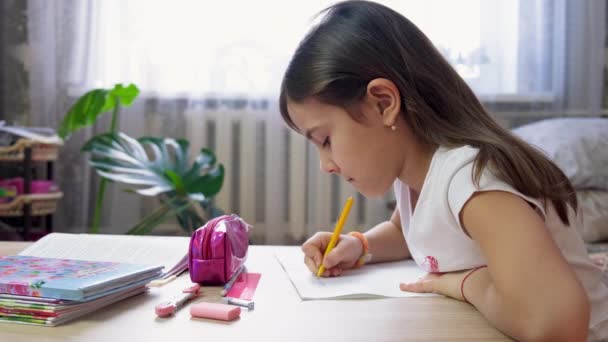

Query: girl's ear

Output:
[365, 78, 401, 127]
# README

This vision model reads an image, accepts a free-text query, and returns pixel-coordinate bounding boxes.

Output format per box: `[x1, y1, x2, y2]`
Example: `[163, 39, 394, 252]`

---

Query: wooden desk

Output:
[0, 241, 511, 342]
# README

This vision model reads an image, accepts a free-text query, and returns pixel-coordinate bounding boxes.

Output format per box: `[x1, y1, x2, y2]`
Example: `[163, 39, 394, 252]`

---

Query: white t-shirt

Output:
[393, 145, 608, 341]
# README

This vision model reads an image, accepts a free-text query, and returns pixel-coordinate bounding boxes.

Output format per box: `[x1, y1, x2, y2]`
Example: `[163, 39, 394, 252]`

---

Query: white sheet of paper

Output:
[19, 233, 189, 277]
[275, 247, 438, 300]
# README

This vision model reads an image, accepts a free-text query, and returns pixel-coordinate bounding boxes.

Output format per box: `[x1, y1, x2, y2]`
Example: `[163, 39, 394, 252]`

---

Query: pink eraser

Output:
[190, 302, 241, 321]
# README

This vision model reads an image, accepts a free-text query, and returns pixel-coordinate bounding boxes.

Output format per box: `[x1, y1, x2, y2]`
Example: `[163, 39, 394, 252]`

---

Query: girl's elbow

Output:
[523, 321, 588, 342]
[523, 296, 590, 342]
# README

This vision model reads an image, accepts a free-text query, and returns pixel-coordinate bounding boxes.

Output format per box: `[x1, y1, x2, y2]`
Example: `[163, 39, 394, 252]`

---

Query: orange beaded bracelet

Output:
[348, 231, 371, 268]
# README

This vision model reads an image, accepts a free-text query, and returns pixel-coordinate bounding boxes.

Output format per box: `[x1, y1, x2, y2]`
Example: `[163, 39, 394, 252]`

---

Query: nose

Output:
[319, 153, 339, 174]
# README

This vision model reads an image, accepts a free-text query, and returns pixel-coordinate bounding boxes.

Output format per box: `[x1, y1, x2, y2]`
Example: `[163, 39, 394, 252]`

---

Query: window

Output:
[78, 1, 555, 100]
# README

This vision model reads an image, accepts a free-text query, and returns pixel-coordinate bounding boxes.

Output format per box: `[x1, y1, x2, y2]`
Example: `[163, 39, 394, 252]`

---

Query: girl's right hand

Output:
[301, 232, 364, 277]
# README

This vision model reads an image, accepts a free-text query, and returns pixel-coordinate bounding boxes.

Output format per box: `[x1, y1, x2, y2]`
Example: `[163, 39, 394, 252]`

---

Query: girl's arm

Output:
[461, 191, 589, 341]
[365, 207, 411, 263]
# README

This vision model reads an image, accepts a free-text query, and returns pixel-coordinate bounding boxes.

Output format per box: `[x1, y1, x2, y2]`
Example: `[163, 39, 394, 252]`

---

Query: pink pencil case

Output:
[188, 214, 250, 285]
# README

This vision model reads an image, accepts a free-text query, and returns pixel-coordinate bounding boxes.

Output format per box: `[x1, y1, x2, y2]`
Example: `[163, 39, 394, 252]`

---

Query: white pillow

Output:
[576, 190, 608, 242]
[512, 118, 608, 190]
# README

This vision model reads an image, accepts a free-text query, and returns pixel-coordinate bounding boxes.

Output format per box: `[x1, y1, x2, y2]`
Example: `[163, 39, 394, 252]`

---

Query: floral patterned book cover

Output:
[0, 255, 163, 301]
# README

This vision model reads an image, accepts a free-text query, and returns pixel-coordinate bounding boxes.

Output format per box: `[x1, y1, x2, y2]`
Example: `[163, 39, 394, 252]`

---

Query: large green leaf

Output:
[59, 83, 140, 139]
[82, 132, 224, 200]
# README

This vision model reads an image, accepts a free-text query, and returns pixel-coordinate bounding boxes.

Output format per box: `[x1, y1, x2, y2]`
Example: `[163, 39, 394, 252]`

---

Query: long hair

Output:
[279, 0, 577, 225]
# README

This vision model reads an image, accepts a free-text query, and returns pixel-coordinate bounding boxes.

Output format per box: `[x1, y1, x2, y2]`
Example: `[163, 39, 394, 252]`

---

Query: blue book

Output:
[0, 255, 163, 301]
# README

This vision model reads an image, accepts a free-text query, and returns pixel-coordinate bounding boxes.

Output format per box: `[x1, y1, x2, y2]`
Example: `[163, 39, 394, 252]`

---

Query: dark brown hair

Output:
[279, 0, 576, 225]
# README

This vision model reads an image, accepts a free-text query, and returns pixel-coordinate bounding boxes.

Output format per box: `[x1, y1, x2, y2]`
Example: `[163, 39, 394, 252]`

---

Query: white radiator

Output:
[186, 107, 393, 244]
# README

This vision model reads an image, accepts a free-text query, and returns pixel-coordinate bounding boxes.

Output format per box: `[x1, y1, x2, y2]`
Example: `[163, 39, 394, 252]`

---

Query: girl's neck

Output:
[398, 144, 436, 194]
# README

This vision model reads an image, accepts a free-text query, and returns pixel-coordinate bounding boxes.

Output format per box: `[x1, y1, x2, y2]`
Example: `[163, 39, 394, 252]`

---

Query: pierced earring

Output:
[391, 125, 396, 131]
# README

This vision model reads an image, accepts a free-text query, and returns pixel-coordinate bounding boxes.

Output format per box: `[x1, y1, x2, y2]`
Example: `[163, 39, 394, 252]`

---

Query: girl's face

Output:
[287, 97, 410, 197]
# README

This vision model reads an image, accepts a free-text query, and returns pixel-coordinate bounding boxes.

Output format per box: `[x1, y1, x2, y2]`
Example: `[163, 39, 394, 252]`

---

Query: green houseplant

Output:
[59, 83, 224, 234]
[59, 83, 140, 233]
[82, 132, 224, 235]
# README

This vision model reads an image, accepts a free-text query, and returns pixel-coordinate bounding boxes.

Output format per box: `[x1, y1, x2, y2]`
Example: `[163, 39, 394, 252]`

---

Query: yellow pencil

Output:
[317, 196, 354, 277]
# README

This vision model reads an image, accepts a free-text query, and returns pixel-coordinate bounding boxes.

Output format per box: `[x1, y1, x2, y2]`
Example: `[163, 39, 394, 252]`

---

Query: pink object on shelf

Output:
[0, 178, 57, 194]
[0, 177, 59, 195]
[30, 180, 58, 194]
[0, 178, 23, 194]
[0, 185, 17, 203]
[190, 302, 241, 321]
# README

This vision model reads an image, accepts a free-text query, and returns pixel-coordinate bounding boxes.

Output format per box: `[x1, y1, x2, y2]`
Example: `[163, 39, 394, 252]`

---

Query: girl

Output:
[279, 1, 608, 341]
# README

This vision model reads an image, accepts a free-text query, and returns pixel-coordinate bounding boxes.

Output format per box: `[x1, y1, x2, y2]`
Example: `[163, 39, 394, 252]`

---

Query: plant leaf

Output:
[84, 132, 171, 195]
[182, 148, 216, 184]
[83, 132, 224, 200]
[110, 83, 140, 106]
[100, 93, 116, 114]
[135, 185, 173, 196]
[187, 164, 224, 198]
[59, 84, 140, 139]
[59, 89, 108, 139]
[165, 170, 186, 196]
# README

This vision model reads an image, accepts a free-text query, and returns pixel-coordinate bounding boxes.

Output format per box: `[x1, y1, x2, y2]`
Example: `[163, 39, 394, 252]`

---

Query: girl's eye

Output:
[322, 137, 330, 147]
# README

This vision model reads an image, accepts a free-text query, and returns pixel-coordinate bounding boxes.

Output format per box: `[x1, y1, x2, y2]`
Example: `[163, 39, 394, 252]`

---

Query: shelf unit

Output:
[0, 139, 63, 240]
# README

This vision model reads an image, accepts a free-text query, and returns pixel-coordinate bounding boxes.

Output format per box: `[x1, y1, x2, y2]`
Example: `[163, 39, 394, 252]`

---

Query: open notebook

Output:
[18, 233, 190, 279]
[275, 247, 438, 300]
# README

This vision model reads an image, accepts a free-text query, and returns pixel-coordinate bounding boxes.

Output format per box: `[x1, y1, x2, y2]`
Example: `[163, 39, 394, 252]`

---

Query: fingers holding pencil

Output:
[302, 233, 341, 277]
[302, 233, 362, 276]
[301, 196, 357, 278]
[302, 232, 331, 268]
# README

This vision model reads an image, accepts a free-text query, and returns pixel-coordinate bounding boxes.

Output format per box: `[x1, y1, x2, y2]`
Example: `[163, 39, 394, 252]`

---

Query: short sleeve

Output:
[447, 164, 545, 233]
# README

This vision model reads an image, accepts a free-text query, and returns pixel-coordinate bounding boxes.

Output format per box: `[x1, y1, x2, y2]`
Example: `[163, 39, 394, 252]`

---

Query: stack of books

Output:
[0, 232, 191, 326]
[0, 255, 163, 326]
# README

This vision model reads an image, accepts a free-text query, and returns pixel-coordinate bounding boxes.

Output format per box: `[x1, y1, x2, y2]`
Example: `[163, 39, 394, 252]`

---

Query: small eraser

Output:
[190, 302, 241, 321]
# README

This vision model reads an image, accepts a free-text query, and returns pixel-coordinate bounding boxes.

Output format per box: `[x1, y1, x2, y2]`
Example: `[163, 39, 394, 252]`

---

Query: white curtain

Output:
[516, 0, 606, 117]
[26, 0, 93, 232]
[20, 0, 607, 239]
[64, 0, 504, 97]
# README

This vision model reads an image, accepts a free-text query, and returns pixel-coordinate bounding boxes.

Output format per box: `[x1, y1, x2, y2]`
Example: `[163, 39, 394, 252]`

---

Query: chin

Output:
[356, 185, 390, 199]
[352, 180, 392, 198]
